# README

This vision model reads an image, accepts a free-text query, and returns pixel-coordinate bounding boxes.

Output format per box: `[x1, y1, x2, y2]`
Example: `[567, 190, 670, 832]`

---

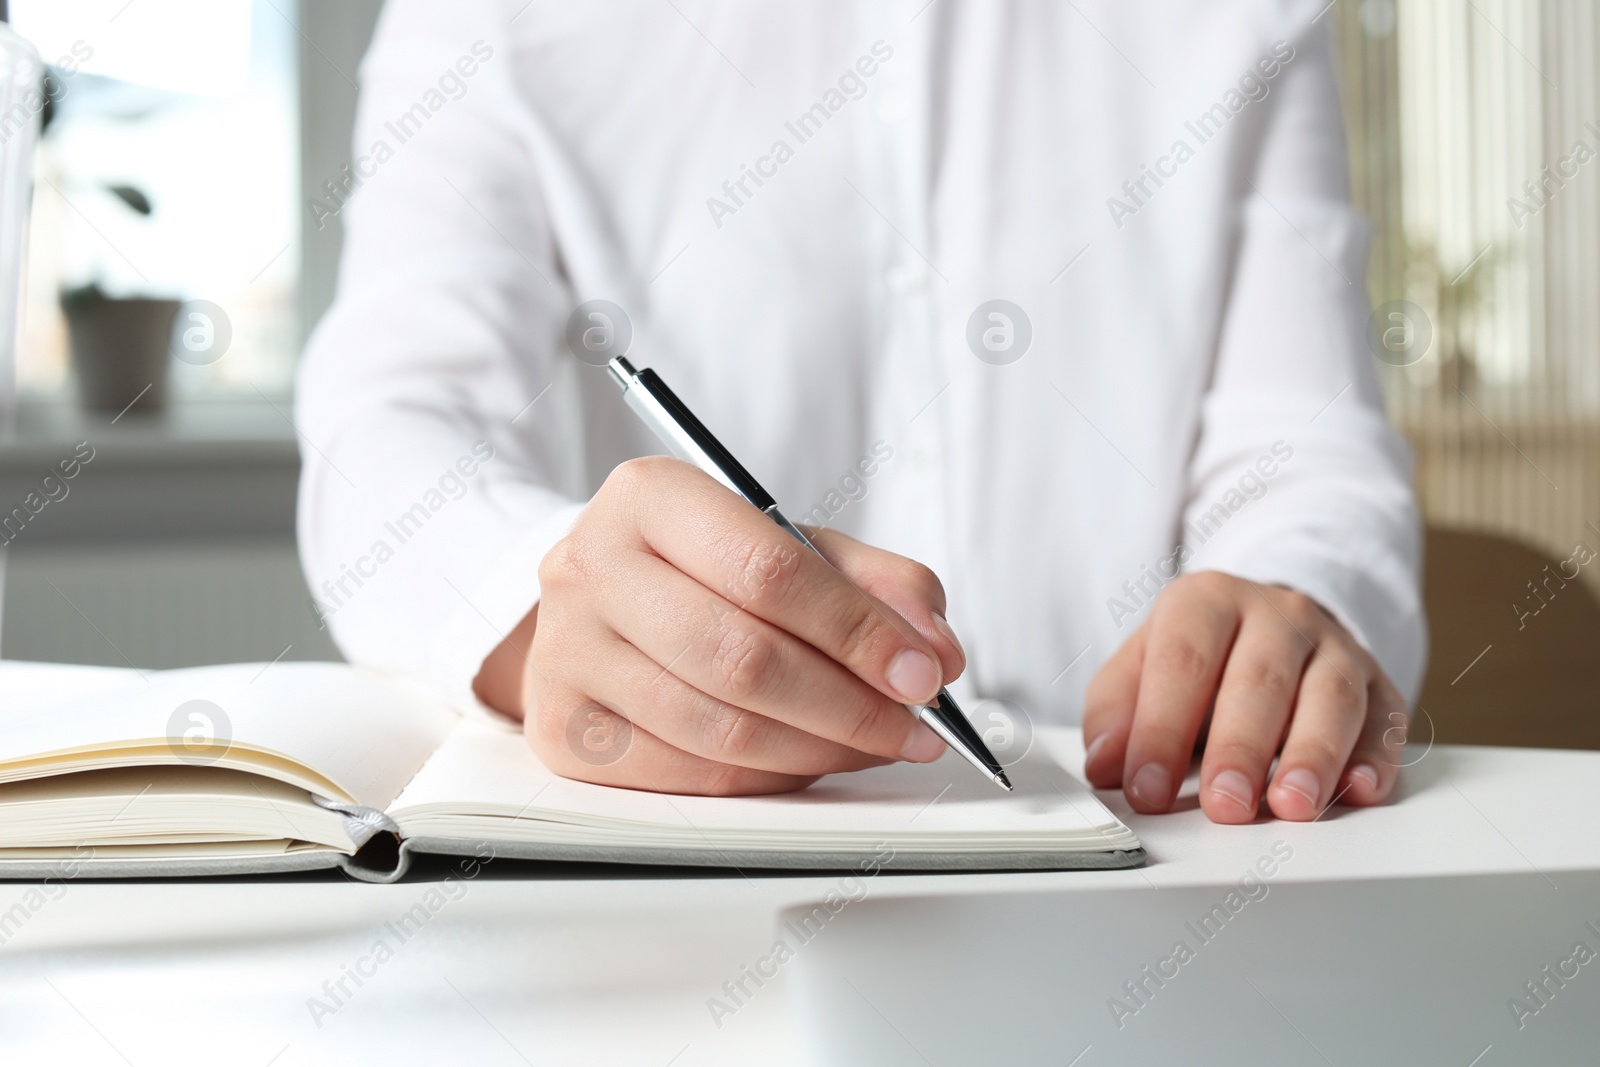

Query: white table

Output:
[2, 662, 1597, 1066]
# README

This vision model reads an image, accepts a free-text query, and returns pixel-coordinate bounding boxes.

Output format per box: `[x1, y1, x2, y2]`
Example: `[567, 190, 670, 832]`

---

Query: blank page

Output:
[392, 715, 1138, 853]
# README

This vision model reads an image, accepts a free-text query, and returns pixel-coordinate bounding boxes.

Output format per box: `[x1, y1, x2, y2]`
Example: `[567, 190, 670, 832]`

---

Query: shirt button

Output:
[886, 260, 928, 295]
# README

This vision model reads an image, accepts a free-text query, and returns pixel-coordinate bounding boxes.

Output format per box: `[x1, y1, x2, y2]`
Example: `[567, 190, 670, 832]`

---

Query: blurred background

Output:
[0, 0, 1595, 747]
[1329, 0, 1600, 747]
[0, 0, 383, 672]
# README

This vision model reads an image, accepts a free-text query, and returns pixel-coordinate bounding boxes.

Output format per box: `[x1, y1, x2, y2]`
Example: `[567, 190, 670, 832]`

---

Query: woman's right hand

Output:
[476, 456, 967, 795]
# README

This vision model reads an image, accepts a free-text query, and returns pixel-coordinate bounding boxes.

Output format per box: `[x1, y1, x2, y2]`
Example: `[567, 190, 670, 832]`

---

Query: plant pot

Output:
[60, 285, 177, 415]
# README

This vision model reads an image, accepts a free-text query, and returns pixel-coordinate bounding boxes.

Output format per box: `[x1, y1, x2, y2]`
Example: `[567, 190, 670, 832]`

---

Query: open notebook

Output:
[0, 663, 1143, 881]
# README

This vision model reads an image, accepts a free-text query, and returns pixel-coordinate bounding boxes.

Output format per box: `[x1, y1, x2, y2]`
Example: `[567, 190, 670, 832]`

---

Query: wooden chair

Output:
[1416, 526, 1600, 750]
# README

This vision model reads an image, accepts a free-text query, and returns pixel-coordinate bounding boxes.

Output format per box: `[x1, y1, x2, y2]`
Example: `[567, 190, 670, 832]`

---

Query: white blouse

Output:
[296, 0, 1425, 721]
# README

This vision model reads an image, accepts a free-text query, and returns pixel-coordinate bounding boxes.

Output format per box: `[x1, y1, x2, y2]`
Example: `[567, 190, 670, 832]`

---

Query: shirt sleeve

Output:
[1180, 22, 1428, 700]
[295, 0, 585, 701]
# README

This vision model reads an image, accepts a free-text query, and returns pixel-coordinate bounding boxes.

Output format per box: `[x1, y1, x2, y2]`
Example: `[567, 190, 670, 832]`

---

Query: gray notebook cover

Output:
[0, 839, 1148, 882]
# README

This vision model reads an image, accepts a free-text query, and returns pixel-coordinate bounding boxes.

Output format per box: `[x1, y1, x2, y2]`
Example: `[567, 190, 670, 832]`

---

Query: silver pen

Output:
[606, 355, 1013, 792]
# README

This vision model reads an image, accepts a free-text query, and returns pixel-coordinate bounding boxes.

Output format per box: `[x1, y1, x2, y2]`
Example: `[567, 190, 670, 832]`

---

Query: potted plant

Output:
[59, 279, 179, 415]
[41, 73, 179, 415]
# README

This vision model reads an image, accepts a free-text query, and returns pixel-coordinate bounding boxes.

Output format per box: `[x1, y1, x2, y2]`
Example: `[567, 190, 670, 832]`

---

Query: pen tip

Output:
[995, 771, 1014, 792]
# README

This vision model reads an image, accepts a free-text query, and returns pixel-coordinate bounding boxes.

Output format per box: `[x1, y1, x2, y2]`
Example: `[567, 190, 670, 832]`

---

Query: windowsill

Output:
[2, 396, 299, 469]
[1, 397, 302, 544]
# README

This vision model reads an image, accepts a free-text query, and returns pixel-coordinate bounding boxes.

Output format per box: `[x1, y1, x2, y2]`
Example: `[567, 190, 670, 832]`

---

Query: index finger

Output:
[631, 459, 948, 707]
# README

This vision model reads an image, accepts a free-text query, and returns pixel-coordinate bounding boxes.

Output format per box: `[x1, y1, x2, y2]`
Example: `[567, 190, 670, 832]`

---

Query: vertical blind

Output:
[1331, 0, 1600, 582]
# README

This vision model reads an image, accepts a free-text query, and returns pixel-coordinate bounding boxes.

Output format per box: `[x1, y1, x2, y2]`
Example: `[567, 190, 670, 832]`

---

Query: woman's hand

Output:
[1083, 571, 1407, 823]
[476, 456, 965, 795]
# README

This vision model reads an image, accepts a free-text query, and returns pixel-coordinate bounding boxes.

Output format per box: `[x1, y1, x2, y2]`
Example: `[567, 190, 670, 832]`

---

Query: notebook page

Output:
[391, 717, 1135, 851]
[0, 663, 458, 809]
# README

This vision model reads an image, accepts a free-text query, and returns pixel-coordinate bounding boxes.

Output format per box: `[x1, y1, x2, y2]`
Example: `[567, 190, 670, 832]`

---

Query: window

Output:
[1332, 0, 1600, 571]
[11, 0, 298, 401]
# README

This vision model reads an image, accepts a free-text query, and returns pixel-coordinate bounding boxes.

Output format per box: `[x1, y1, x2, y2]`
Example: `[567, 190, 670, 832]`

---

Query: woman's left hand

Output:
[1083, 571, 1408, 823]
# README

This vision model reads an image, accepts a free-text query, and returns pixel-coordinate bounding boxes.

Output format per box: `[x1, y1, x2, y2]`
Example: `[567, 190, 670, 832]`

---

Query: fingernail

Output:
[1210, 769, 1256, 812]
[1276, 768, 1320, 808]
[900, 721, 946, 762]
[1085, 732, 1109, 767]
[930, 611, 966, 659]
[1349, 763, 1379, 792]
[886, 649, 941, 703]
[1129, 763, 1172, 809]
